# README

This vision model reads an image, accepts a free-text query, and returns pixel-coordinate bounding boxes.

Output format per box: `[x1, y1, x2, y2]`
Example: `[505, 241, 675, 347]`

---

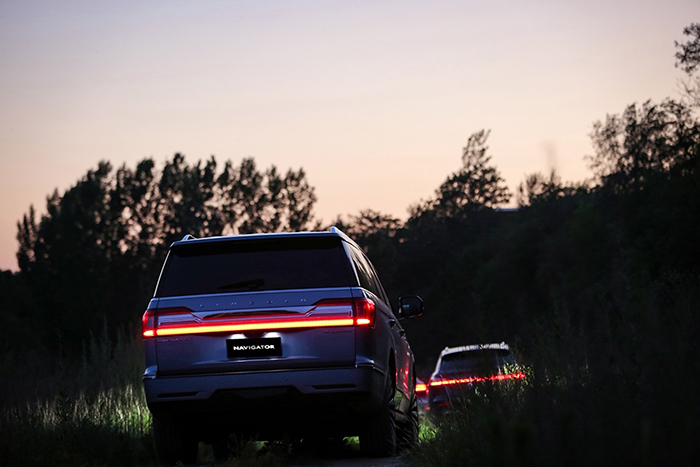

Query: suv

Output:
[428, 343, 525, 420]
[142, 228, 424, 463]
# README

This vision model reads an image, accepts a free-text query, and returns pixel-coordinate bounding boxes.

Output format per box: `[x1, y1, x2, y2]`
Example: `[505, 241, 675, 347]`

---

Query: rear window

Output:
[438, 349, 515, 375]
[155, 236, 354, 297]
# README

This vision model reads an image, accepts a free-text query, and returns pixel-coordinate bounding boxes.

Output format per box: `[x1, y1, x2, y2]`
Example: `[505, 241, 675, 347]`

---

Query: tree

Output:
[587, 99, 700, 191]
[413, 130, 511, 218]
[516, 169, 585, 207]
[14, 154, 317, 352]
[216, 158, 315, 235]
[331, 209, 402, 241]
[675, 22, 700, 107]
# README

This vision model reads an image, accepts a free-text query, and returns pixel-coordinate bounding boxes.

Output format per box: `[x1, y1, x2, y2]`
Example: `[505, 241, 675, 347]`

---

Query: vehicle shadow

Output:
[196, 437, 408, 467]
[286, 438, 408, 467]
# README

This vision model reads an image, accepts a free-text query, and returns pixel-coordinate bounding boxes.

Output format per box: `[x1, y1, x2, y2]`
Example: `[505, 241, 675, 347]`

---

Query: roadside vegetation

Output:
[407, 273, 699, 466]
[0, 326, 154, 466]
[1, 22, 699, 467]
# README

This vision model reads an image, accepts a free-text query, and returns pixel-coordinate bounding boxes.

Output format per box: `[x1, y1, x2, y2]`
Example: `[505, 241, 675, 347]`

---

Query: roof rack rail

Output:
[181, 234, 196, 241]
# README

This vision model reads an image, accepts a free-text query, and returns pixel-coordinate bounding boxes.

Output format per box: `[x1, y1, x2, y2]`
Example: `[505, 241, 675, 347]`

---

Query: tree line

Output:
[2, 156, 315, 353]
[1, 24, 699, 371]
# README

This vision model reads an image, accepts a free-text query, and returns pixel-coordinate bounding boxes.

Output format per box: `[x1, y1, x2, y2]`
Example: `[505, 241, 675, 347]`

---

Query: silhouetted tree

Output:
[331, 209, 402, 241]
[516, 169, 586, 207]
[14, 154, 316, 352]
[412, 130, 511, 218]
[217, 158, 315, 234]
[587, 99, 700, 191]
[675, 22, 700, 107]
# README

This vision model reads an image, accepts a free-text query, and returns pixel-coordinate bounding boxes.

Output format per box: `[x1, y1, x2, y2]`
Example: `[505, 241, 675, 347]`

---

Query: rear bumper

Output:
[144, 365, 386, 439]
[145, 364, 385, 410]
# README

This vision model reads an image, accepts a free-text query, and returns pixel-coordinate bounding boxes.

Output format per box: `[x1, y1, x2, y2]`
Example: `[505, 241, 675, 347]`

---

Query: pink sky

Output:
[1, 0, 698, 270]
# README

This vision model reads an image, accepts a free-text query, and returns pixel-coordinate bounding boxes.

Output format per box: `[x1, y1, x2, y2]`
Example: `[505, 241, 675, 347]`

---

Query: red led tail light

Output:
[142, 297, 376, 338]
[429, 371, 526, 387]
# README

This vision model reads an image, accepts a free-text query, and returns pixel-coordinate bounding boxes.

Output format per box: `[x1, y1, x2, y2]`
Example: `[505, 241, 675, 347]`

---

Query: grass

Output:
[406, 274, 700, 467]
[0, 324, 156, 467]
[1, 384, 153, 467]
[0, 323, 365, 467]
[1, 274, 697, 466]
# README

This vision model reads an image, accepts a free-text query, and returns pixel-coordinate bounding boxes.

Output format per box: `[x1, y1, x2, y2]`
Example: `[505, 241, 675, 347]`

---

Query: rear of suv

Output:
[142, 228, 424, 464]
[427, 342, 525, 421]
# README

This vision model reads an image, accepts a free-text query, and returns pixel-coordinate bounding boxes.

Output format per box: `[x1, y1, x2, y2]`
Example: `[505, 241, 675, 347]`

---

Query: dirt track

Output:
[284, 442, 409, 467]
[288, 454, 408, 467]
[196, 440, 410, 467]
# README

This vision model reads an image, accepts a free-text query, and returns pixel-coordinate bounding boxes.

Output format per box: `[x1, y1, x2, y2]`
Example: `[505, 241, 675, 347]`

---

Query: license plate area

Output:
[226, 337, 282, 358]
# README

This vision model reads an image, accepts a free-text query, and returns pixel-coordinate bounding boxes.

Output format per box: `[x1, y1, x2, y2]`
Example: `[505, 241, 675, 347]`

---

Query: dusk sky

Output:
[1, 0, 698, 271]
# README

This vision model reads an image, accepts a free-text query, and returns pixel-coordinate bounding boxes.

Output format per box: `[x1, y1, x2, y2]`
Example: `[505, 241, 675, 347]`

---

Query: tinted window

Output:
[439, 349, 515, 375]
[347, 244, 389, 304]
[156, 237, 354, 297]
[365, 258, 390, 305]
[348, 245, 374, 292]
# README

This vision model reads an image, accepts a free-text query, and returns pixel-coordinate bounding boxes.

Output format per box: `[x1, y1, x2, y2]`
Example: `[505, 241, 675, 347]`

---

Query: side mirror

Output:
[397, 296, 424, 319]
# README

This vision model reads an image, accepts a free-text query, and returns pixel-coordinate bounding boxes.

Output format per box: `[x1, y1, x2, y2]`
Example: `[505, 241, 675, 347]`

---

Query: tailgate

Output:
[150, 289, 357, 376]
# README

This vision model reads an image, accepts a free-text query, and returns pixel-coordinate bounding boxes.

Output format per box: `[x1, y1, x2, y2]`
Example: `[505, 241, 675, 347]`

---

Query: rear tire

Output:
[152, 416, 198, 465]
[397, 394, 419, 451]
[212, 438, 229, 461]
[360, 371, 397, 458]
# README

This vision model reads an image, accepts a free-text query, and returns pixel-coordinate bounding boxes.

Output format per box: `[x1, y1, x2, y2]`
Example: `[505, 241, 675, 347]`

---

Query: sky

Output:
[1, 0, 698, 271]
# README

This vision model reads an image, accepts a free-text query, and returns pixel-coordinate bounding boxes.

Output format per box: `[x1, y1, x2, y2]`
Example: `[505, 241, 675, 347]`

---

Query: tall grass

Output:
[0, 323, 155, 467]
[407, 273, 700, 467]
[0, 323, 292, 467]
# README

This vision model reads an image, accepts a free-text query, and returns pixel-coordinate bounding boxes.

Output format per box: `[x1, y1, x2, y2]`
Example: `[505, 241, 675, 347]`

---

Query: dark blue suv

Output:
[142, 228, 423, 464]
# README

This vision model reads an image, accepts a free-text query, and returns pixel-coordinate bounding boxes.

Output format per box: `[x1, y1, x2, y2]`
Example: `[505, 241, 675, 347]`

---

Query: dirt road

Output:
[196, 439, 411, 466]
[284, 441, 410, 467]
[288, 454, 408, 467]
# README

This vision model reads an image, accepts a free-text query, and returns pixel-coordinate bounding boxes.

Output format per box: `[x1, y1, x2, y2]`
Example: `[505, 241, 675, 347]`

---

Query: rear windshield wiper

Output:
[217, 278, 265, 291]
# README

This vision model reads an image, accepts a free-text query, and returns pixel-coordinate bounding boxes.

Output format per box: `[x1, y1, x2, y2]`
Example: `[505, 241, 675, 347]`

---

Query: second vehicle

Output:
[427, 342, 525, 420]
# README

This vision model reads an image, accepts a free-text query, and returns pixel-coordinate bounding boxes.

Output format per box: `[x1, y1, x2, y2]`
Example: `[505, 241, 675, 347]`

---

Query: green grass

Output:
[0, 325, 156, 467]
[1, 384, 154, 467]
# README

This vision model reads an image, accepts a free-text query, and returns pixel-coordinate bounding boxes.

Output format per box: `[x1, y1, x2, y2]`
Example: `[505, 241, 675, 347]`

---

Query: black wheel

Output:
[152, 416, 198, 465]
[212, 438, 229, 461]
[360, 370, 397, 458]
[397, 393, 419, 451]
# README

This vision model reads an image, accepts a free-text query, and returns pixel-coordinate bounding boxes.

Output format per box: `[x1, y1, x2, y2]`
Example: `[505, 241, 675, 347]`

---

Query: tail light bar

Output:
[142, 298, 375, 338]
[429, 371, 526, 387]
